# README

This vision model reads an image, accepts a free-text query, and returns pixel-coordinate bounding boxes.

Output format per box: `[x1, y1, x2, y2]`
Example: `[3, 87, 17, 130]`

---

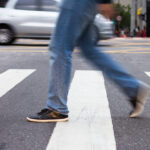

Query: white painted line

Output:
[0, 69, 36, 98]
[145, 72, 150, 77]
[46, 70, 116, 150]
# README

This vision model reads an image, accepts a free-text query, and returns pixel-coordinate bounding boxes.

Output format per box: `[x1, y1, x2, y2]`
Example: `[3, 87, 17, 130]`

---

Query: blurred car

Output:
[94, 14, 114, 40]
[0, 0, 114, 45]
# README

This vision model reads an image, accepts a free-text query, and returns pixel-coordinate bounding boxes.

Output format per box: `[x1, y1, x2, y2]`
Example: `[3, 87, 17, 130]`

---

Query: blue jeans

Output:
[46, 1, 139, 114]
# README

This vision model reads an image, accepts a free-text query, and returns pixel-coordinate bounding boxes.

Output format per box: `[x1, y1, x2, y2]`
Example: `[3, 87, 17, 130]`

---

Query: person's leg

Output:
[78, 24, 150, 117]
[27, 9, 91, 122]
[46, 9, 94, 115]
[78, 24, 139, 98]
[26, 0, 97, 122]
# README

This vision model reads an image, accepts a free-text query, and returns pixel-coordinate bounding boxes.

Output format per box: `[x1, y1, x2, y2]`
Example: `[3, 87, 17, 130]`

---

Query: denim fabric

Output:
[46, 0, 139, 114]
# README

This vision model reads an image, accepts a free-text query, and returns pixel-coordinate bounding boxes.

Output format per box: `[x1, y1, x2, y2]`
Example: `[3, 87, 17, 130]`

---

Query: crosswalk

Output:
[0, 69, 150, 150]
[0, 69, 36, 98]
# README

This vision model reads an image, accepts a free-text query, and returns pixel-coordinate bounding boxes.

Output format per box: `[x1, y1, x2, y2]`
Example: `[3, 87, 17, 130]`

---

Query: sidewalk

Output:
[113, 37, 150, 40]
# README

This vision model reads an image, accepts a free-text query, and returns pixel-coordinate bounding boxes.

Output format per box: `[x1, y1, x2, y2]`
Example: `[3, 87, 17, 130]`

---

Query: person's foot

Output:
[26, 108, 69, 123]
[130, 81, 150, 118]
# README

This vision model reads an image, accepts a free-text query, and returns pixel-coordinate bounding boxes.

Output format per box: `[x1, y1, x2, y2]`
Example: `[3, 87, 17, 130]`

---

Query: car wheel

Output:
[0, 27, 15, 45]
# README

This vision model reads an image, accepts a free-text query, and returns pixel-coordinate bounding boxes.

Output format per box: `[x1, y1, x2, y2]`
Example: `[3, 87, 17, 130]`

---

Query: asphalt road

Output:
[0, 38, 150, 150]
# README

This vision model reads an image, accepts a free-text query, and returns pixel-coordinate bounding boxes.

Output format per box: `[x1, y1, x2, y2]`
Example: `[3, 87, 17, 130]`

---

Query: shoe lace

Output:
[38, 109, 50, 115]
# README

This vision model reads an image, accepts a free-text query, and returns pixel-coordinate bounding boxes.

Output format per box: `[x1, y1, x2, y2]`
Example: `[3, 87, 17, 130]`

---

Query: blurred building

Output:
[130, 0, 150, 36]
[113, 0, 150, 37]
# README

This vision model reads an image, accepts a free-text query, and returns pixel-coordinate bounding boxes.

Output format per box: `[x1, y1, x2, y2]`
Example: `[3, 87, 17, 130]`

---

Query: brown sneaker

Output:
[26, 108, 69, 123]
[130, 81, 150, 118]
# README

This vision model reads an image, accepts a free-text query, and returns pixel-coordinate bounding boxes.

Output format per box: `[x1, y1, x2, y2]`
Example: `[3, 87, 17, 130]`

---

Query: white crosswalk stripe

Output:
[0, 69, 36, 98]
[145, 72, 150, 77]
[46, 70, 116, 150]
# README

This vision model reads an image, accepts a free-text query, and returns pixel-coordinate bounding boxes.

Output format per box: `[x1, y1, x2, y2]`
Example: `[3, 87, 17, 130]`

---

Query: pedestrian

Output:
[27, 0, 150, 123]
[125, 27, 130, 37]
[133, 28, 136, 37]
[136, 26, 141, 37]
[120, 29, 126, 38]
[142, 26, 147, 37]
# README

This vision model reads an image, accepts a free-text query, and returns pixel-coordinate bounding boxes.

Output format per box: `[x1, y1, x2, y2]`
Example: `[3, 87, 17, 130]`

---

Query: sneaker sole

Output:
[26, 117, 69, 123]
